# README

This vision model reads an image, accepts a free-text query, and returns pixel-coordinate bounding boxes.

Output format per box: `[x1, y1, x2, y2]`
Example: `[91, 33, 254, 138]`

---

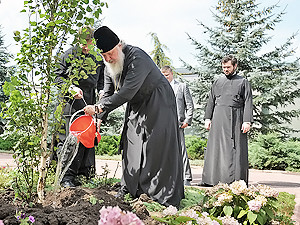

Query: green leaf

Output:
[46, 21, 55, 27]
[257, 213, 266, 225]
[263, 207, 274, 219]
[30, 21, 37, 26]
[86, 5, 92, 12]
[55, 20, 64, 24]
[247, 211, 257, 224]
[237, 209, 248, 218]
[223, 205, 233, 216]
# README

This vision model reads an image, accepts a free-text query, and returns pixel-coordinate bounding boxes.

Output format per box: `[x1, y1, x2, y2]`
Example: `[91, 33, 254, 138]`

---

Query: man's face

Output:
[161, 69, 174, 83]
[222, 61, 237, 76]
[80, 39, 94, 54]
[102, 44, 121, 64]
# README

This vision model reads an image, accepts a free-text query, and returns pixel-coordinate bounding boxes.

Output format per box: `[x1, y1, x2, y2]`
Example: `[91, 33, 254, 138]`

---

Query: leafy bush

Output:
[155, 181, 294, 225]
[0, 134, 17, 151]
[249, 133, 300, 171]
[185, 135, 207, 160]
[201, 180, 279, 225]
[95, 135, 121, 156]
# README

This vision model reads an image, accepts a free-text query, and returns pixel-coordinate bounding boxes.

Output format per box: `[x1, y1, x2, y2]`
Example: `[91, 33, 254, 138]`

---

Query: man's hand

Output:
[180, 122, 189, 129]
[71, 86, 83, 99]
[241, 122, 251, 133]
[205, 119, 211, 130]
[84, 105, 96, 116]
[84, 105, 103, 116]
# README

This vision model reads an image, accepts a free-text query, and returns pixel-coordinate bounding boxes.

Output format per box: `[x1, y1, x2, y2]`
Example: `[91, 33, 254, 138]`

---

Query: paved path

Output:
[1, 152, 299, 224]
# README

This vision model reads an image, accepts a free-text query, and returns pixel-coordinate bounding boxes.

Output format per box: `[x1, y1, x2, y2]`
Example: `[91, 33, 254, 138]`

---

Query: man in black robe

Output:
[84, 26, 184, 206]
[200, 55, 253, 186]
[54, 26, 104, 188]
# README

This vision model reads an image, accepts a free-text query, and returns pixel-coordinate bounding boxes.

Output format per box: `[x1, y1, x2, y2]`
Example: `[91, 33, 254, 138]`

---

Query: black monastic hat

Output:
[94, 26, 120, 53]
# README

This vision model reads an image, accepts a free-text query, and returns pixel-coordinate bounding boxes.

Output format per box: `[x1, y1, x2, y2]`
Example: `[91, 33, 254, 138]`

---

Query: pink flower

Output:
[99, 206, 144, 225]
[0, 220, 4, 225]
[28, 215, 35, 223]
[247, 200, 262, 212]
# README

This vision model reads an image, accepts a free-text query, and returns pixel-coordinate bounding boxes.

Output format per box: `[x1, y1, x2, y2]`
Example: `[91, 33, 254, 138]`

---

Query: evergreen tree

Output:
[183, 0, 300, 137]
[149, 32, 172, 68]
[0, 26, 11, 133]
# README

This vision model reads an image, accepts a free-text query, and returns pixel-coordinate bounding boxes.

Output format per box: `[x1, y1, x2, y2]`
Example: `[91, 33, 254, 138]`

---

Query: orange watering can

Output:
[69, 109, 101, 148]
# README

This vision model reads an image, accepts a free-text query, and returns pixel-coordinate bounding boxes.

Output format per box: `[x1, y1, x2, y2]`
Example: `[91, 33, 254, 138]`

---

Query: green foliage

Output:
[201, 181, 279, 225]
[143, 202, 166, 212]
[185, 135, 207, 160]
[0, 26, 12, 134]
[184, 0, 300, 136]
[96, 135, 121, 156]
[0, 134, 17, 151]
[1, 0, 108, 202]
[249, 133, 300, 171]
[273, 192, 296, 225]
[149, 32, 172, 68]
[100, 109, 124, 135]
[0, 167, 13, 190]
[179, 187, 206, 209]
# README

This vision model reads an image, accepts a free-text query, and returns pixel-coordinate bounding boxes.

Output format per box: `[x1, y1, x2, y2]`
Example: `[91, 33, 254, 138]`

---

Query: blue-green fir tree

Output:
[183, 0, 300, 137]
[0, 26, 11, 133]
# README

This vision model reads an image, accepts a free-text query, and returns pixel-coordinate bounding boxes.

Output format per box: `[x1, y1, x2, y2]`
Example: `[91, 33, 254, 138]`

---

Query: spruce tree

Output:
[184, 0, 300, 137]
[0, 26, 11, 133]
[149, 32, 172, 68]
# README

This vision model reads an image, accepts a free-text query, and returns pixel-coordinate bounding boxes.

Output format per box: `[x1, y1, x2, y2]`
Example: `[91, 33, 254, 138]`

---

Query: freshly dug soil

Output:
[0, 186, 161, 225]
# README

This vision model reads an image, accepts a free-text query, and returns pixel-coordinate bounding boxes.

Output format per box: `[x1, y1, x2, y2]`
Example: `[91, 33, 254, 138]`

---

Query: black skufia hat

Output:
[94, 26, 120, 53]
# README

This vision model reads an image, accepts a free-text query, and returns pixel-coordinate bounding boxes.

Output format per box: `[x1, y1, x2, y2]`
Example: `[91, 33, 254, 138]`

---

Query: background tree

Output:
[0, 25, 11, 134]
[1, 0, 107, 202]
[149, 32, 172, 68]
[183, 0, 300, 137]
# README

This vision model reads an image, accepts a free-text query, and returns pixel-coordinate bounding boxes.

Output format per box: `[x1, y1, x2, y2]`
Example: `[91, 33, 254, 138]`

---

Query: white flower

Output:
[255, 195, 268, 206]
[229, 180, 247, 195]
[247, 199, 262, 212]
[162, 205, 178, 216]
[179, 209, 199, 220]
[219, 215, 241, 225]
[196, 212, 219, 225]
[257, 184, 279, 198]
[214, 192, 233, 207]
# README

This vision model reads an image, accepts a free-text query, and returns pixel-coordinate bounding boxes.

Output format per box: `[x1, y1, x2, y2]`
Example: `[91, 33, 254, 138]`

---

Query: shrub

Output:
[201, 180, 279, 225]
[0, 134, 17, 151]
[95, 135, 121, 156]
[185, 135, 207, 160]
[249, 133, 300, 171]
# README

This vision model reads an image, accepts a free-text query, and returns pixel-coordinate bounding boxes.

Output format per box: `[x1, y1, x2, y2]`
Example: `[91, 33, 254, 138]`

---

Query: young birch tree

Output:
[2, 0, 106, 202]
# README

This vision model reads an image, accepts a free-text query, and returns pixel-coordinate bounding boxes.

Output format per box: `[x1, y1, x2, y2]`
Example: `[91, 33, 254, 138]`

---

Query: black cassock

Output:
[98, 45, 184, 206]
[202, 74, 253, 186]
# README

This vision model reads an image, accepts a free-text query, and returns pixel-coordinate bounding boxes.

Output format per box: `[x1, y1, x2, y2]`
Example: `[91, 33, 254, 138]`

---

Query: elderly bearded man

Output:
[84, 26, 184, 206]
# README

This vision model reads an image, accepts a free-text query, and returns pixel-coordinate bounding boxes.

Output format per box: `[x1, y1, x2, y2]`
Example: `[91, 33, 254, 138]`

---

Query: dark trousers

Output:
[62, 143, 96, 182]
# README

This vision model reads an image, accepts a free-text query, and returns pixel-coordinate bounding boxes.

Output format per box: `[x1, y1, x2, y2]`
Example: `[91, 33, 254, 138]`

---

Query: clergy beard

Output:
[104, 47, 125, 79]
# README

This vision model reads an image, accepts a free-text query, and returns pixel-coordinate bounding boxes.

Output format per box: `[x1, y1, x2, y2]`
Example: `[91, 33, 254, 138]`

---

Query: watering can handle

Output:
[69, 109, 85, 130]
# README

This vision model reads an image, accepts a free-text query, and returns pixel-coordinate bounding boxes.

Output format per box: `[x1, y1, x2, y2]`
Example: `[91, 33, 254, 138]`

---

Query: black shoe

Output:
[61, 180, 76, 188]
[197, 182, 213, 187]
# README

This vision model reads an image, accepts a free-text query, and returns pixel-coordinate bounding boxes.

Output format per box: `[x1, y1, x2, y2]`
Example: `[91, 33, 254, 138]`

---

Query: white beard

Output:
[104, 48, 125, 79]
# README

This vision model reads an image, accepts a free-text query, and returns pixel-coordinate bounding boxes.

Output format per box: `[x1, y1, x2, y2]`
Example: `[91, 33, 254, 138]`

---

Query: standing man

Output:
[161, 66, 194, 186]
[55, 26, 104, 188]
[200, 55, 253, 187]
[84, 26, 184, 206]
